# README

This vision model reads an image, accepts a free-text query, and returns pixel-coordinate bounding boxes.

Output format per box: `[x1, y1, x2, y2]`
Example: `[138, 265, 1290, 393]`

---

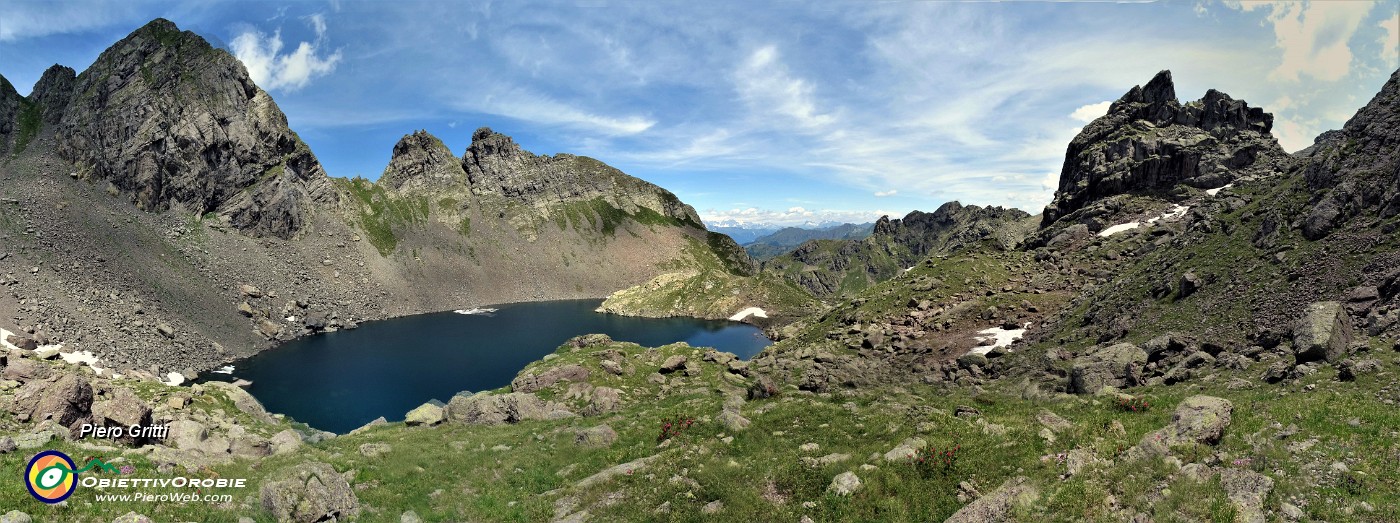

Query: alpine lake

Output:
[202, 299, 772, 433]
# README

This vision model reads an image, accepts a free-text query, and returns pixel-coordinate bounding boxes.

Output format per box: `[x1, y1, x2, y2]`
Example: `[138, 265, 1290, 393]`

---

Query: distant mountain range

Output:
[743, 222, 875, 260]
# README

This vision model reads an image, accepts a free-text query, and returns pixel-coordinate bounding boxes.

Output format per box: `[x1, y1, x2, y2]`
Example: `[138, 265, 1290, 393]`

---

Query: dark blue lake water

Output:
[205, 299, 771, 433]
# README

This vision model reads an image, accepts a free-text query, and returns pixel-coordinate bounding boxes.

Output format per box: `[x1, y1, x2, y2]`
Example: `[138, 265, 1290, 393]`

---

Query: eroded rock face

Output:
[459, 127, 702, 227]
[47, 19, 336, 239]
[1042, 70, 1288, 227]
[379, 130, 469, 192]
[1296, 70, 1400, 239]
[260, 462, 359, 523]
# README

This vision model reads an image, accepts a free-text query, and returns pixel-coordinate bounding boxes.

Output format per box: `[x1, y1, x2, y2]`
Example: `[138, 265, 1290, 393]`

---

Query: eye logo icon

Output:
[26, 450, 78, 503]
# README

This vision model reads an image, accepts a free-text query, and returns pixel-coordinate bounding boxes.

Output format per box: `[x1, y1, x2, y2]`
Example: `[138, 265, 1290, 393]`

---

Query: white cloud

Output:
[874, 190, 898, 197]
[1381, 12, 1400, 64]
[1227, 1, 1376, 82]
[231, 16, 343, 92]
[468, 85, 655, 136]
[701, 207, 892, 227]
[0, 2, 138, 42]
[734, 45, 835, 130]
[1069, 101, 1112, 122]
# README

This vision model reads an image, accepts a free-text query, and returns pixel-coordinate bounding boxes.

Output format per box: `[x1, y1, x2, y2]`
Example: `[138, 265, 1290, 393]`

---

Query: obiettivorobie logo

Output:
[25, 450, 118, 504]
[24, 448, 249, 505]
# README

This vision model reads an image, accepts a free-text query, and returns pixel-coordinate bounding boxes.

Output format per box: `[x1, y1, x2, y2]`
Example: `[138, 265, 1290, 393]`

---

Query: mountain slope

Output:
[744, 222, 874, 261]
[0, 18, 762, 377]
[763, 202, 1032, 298]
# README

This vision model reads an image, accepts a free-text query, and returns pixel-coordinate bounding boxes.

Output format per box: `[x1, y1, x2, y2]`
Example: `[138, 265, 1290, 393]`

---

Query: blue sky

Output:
[2, 1, 1397, 226]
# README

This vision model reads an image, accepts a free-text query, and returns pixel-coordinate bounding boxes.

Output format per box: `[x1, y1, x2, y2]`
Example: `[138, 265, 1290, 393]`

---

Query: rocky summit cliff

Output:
[763, 202, 1033, 298]
[1041, 70, 1289, 229]
[38, 19, 336, 239]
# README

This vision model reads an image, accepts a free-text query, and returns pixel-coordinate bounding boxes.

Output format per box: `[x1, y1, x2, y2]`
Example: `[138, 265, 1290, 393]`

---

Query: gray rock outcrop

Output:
[1042, 70, 1288, 227]
[260, 462, 359, 523]
[1069, 343, 1147, 393]
[41, 19, 338, 239]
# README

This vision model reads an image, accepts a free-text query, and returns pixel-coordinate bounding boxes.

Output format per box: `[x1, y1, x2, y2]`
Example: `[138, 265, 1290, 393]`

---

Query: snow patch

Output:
[968, 323, 1029, 356]
[1097, 222, 1141, 237]
[1205, 184, 1233, 197]
[162, 372, 186, 386]
[729, 307, 768, 321]
[213, 365, 235, 375]
[1098, 204, 1191, 238]
[454, 307, 498, 315]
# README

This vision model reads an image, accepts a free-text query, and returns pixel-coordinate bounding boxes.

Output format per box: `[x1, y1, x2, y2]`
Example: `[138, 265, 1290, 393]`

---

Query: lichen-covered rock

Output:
[827, 471, 862, 496]
[1292, 302, 1352, 363]
[260, 462, 359, 523]
[1128, 395, 1233, 460]
[944, 476, 1040, 523]
[1220, 468, 1273, 523]
[512, 364, 590, 393]
[404, 400, 446, 426]
[1070, 343, 1147, 393]
[445, 392, 572, 425]
[574, 425, 618, 448]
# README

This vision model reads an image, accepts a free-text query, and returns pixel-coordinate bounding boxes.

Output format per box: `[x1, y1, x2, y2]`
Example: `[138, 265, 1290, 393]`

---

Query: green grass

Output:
[338, 177, 433, 256]
[14, 99, 42, 154]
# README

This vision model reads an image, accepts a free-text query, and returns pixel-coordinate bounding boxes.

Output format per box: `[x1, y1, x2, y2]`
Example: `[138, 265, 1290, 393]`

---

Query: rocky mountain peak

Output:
[466, 126, 526, 160]
[1041, 70, 1287, 227]
[31, 65, 76, 124]
[380, 130, 467, 192]
[47, 17, 335, 239]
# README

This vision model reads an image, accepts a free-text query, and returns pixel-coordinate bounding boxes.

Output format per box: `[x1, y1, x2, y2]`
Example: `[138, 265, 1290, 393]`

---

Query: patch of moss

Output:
[14, 100, 42, 153]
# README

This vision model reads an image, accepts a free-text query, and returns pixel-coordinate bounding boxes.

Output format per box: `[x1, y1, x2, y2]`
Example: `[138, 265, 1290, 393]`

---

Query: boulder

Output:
[747, 375, 779, 400]
[5, 335, 38, 350]
[359, 443, 391, 458]
[404, 401, 446, 426]
[717, 409, 751, 431]
[883, 437, 927, 463]
[1128, 396, 1233, 460]
[91, 387, 153, 443]
[827, 472, 862, 496]
[204, 381, 276, 424]
[1219, 469, 1273, 523]
[585, 387, 622, 415]
[1179, 272, 1202, 298]
[2, 359, 50, 381]
[1337, 358, 1383, 381]
[445, 392, 572, 425]
[659, 355, 688, 374]
[15, 374, 93, 436]
[260, 462, 360, 523]
[511, 364, 590, 393]
[944, 476, 1040, 523]
[0, 511, 31, 523]
[574, 425, 618, 448]
[270, 430, 303, 455]
[1069, 343, 1147, 393]
[599, 360, 624, 375]
[1293, 302, 1352, 363]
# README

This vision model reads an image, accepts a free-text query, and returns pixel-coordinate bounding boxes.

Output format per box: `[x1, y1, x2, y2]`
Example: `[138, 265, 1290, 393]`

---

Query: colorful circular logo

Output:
[26, 450, 77, 504]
